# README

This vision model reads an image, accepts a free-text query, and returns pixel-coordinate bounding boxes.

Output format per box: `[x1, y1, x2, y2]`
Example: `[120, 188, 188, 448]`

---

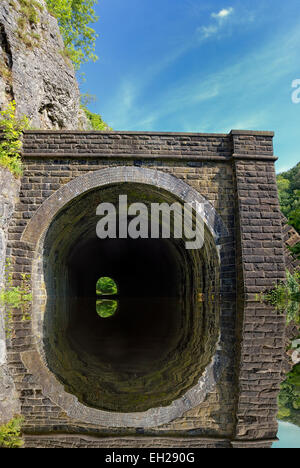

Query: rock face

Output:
[0, 167, 20, 424]
[0, 0, 90, 129]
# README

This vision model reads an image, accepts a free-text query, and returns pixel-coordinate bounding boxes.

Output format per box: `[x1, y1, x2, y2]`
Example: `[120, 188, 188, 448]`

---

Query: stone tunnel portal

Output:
[43, 182, 221, 413]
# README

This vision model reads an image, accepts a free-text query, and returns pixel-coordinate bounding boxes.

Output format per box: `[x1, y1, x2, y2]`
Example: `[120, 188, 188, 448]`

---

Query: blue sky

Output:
[80, 0, 300, 173]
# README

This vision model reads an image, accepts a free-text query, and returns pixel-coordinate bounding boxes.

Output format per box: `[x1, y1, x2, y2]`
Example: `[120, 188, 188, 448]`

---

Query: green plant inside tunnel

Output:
[96, 277, 118, 318]
[96, 277, 118, 296]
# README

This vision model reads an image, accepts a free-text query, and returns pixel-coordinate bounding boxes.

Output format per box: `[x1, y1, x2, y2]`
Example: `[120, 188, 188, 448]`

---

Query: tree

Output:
[278, 364, 300, 426]
[80, 93, 111, 130]
[46, 0, 99, 69]
[277, 163, 300, 234]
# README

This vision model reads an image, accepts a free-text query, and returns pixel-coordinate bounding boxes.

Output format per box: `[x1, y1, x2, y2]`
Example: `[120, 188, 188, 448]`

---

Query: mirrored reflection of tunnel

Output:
[43, 183, 220, 413]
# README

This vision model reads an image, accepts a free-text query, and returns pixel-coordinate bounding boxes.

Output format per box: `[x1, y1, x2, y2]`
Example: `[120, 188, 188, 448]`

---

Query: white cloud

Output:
[212, 7, 234, 20]
[276, 165, 292, 174]
[106, 11, 300, 137]
[198, 6, 234, 39]
[201, 25, 218, 39]
[108, 81, 137, 129]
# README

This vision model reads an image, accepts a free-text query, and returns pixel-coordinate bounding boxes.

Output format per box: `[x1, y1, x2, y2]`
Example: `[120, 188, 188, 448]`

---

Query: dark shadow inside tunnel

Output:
[68, 237, 185, 371]
[43, 183, 220, 412]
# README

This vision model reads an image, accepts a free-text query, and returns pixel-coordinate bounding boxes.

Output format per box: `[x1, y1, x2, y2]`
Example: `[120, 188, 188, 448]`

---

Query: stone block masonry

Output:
[0, 167, 21, 424]
[233, 158, 286, 441]
[1, 129, 287, 448]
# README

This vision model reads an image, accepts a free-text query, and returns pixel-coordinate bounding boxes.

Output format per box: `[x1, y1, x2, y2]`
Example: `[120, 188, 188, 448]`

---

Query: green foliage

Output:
[0, 259, 32, 338]
[0, 417, 24, 449]
[272, 268, 300, 426]
[277, 163, 300, 261]
[0, 101, 29, 177]
[96, 299, 118, 318]
[261, 270, 300, 324]
[277, 163, 300, 233]
[80, 92, 96, 107]
[59, 47, 76, 68]
[96, 277, 118, 296]
[290, 242, 300, 261]
[278, 364, 300, 426]
[289, 206, 300, 235]
[84, 108, 110, 130]
[80, 93, 111, 130]
[46, 0, 99, 69]
[96, 278, 118, 318]
[15, 0, 43, 49]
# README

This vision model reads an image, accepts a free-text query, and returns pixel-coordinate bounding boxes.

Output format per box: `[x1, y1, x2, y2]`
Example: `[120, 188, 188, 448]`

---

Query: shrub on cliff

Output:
[0, 417, 24, 449]
[0, 101, 29, 177]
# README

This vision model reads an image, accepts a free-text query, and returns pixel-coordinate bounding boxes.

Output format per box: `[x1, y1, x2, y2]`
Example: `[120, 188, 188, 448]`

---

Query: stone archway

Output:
[21, 166, 228, 427]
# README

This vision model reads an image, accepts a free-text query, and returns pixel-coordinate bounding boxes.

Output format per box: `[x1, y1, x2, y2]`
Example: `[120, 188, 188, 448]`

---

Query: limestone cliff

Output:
[0, 0, 90, 129]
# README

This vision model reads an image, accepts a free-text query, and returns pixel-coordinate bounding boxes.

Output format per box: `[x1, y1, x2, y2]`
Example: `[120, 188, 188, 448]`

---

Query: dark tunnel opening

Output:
[68, 237, 185, 374]
[43, 183, 220, 412]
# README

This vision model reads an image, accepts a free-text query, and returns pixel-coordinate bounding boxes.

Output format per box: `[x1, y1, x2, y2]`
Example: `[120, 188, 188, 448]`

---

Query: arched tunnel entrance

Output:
[43, 183, 221, 413]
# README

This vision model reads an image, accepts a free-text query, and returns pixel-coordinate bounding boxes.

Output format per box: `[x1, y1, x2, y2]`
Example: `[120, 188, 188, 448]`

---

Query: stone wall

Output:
[23, 434, 234, 449]
[2, 130, 286, 448]
[8, 131, 237, 440]
[0, 167, 20, 424]
[22, 434, 274, 449]
[232, 158, 286, 441]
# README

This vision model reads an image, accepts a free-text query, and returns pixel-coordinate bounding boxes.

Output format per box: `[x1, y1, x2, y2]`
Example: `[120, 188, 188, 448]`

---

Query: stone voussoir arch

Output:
[20, 166, 228, 428]
[21, 166, 228, 246]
